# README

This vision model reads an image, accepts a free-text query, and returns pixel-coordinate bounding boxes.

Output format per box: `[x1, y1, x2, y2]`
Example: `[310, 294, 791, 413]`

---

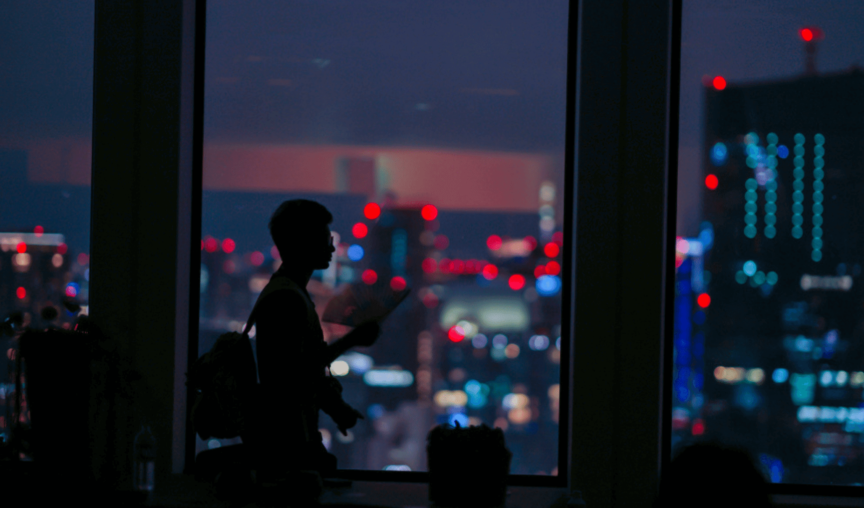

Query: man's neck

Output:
[277, 263, 314, 288]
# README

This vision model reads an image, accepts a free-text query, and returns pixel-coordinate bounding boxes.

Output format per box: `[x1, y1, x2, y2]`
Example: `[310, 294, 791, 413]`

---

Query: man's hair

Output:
[269, 199, 333, 259]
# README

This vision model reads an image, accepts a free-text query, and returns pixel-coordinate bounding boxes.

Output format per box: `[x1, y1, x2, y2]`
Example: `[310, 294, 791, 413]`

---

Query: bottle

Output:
[133, 425, 156, 493]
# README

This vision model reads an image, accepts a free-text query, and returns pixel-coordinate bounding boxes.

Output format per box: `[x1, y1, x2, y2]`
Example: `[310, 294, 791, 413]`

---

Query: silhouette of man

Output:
[242, 199, 380, 489]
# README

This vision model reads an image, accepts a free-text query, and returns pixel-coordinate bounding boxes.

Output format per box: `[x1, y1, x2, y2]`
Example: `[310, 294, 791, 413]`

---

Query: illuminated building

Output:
[698, 70, 864, 482]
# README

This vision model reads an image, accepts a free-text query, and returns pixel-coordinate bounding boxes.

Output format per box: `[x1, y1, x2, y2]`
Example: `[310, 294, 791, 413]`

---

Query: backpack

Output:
[186, 319, 258, 440]
[185, 278, 291, 440]
[185, 276, 346, 441]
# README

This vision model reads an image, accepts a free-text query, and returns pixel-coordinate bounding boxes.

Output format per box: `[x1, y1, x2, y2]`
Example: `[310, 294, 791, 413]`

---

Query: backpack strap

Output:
[242, 275, 303, 384]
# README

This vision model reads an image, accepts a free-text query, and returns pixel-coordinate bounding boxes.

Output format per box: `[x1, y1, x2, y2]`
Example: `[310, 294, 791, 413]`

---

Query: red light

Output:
[78, 253, 89, 266]
[222, 238, 235, 253]
[352, 223, 368, 239]
[57, 243, 68, 255]
[423, 292, 439, 308]
[204, 237, 218, 253]
[250, 251, 265, 266]
[223, 260, 236, 274]
[421, 205, 438, 221]
[712, 76, 726, 91]
[524, 236, 538, 251]
[271, 245, 281, 260]
[800, 28, 813, 42]
[448, 325, 465, 342]
[434, 235, 449, 250]
[482, 264, 498, 280]
[509, 274, 525, 291]
[552, 232, 564, 245]
[705, 174, 719, 190]
[487, 235, 502, 250]
[16, 242, 26, 254]
[34, 225, 44, 237]
[390, 276, 407, 291]
[66, 285, 77, 297]
[422, 258, 437, 273]
[534, 265, 546, 278]
[544, 242, 560, 258]
[362, 269, 378, 285]
[16, 287, 26, 299]
[697, 293, 711, 308]
[364, 203, 381, 220]
[545, 261, 561, 276]
[439, 258, 452, 273]
[692, 419, 705, 436]
[451, 259, 464, 274]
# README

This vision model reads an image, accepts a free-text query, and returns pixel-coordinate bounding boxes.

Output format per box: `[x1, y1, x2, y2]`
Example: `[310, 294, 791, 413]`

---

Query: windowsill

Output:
[142, 473, 570, 508]
[772, 495, 864, 508]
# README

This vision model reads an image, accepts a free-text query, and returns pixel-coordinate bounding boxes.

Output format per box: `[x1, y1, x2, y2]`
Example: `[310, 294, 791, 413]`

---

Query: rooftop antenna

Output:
[799, 27, 824, 76]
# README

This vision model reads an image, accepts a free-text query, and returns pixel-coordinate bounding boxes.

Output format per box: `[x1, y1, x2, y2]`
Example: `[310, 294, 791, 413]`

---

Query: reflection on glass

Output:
[0, 3, 94, 448]
[200, 1, 568, 474]
[675, 0, 864, 485]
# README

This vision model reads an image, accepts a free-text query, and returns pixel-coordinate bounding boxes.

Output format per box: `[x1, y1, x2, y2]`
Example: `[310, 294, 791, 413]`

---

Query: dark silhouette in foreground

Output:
[198, 199, 382, 505]
[655, 442, 773, 508]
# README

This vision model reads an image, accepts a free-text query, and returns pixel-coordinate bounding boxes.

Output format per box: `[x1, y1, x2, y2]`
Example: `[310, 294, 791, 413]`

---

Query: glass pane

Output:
[201, 1, 569, 474]
[674, 0, 864, 485]
[0, 3, 94, 447]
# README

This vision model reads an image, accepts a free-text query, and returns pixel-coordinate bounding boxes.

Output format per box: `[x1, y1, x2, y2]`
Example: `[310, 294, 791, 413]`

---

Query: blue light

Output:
[743, 260, 757, 277]
[448, 413, 469, 428]
[347, 244, 364, 261]
[467, 393, 487, 409]
[367, 404, 385, 419]
[711, 142, 728, 166]
[694, 373, 704, 390]
[536, 275, 561, 296]
[675, 385, 690, 402]
[693, 310, 706, 325]
[772, 368, 789, 383]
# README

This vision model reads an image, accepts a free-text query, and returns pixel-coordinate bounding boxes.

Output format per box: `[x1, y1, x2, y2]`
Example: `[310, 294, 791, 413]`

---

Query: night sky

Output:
[2, 1, 864, 242]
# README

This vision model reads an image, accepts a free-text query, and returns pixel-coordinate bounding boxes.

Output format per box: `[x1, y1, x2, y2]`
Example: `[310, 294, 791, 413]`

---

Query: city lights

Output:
[481, 264, 498, 280]
[347, 245, 364, 261]
[34, 225, 44, 236]
[509, 274, 525, 290]
[16, 287, 26, 299]
[390, 276, 407, 291]
[352, 222, 368, 238]
[330, 360, 350, 376]
[543, 242, 559, 258]
[363, 369, 413, 387]
[705, 174, 718, 190]
[712, 76, 727, 90]
[696, 293, 710, 308]
[364, 203, 381, 220]
[486, 235, 503, 250]
[222, 238, 235, 253]
[421, 204, 438, 221]
[361, 269, 377, 285]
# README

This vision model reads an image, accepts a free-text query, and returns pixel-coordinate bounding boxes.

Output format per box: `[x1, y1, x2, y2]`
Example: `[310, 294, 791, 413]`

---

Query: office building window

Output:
[0, 2, 94, 446]
[673, 0, 864, 485]
[199, 1, 569, 474]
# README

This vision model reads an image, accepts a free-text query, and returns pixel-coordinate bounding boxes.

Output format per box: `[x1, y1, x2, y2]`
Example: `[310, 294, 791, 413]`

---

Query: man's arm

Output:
[323, 321, 380, 366]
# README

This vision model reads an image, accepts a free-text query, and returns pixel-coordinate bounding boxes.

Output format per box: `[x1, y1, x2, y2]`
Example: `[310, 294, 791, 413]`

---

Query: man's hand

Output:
[349, 321, 381, 348]
[336, 406, 364, 436]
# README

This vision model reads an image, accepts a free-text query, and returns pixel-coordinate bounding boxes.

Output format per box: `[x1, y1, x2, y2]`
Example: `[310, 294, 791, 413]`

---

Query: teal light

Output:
[812, 250, 822, 262]
[753, 271, 766, 285]
[767, 132, 778, 145]
[794, 133, 805, 144]
[814, 133, 825, 145]
[743, 260, 757, 277]
[735, 271, 748, 284]
[744, 225, 757, 238]
[766, 272, 778, 285]
[792, 226, 803, 239]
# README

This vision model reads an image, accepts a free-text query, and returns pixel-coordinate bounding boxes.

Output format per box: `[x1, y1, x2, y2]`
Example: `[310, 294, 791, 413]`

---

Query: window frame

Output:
[90, 0, 864, 504]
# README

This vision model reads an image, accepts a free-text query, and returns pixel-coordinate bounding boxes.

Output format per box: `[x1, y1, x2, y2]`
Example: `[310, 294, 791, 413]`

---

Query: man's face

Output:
[310, 224, 335, 270]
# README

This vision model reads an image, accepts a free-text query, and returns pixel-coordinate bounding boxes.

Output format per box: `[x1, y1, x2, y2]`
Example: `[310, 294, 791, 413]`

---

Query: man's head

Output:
[269, 199, 334, 270]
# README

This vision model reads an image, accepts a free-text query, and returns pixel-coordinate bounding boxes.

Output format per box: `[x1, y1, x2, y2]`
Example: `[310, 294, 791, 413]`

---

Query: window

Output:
[199, 0, 570, 475]
[673, 0, 864, 486]
[0, 2, 94, 447]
